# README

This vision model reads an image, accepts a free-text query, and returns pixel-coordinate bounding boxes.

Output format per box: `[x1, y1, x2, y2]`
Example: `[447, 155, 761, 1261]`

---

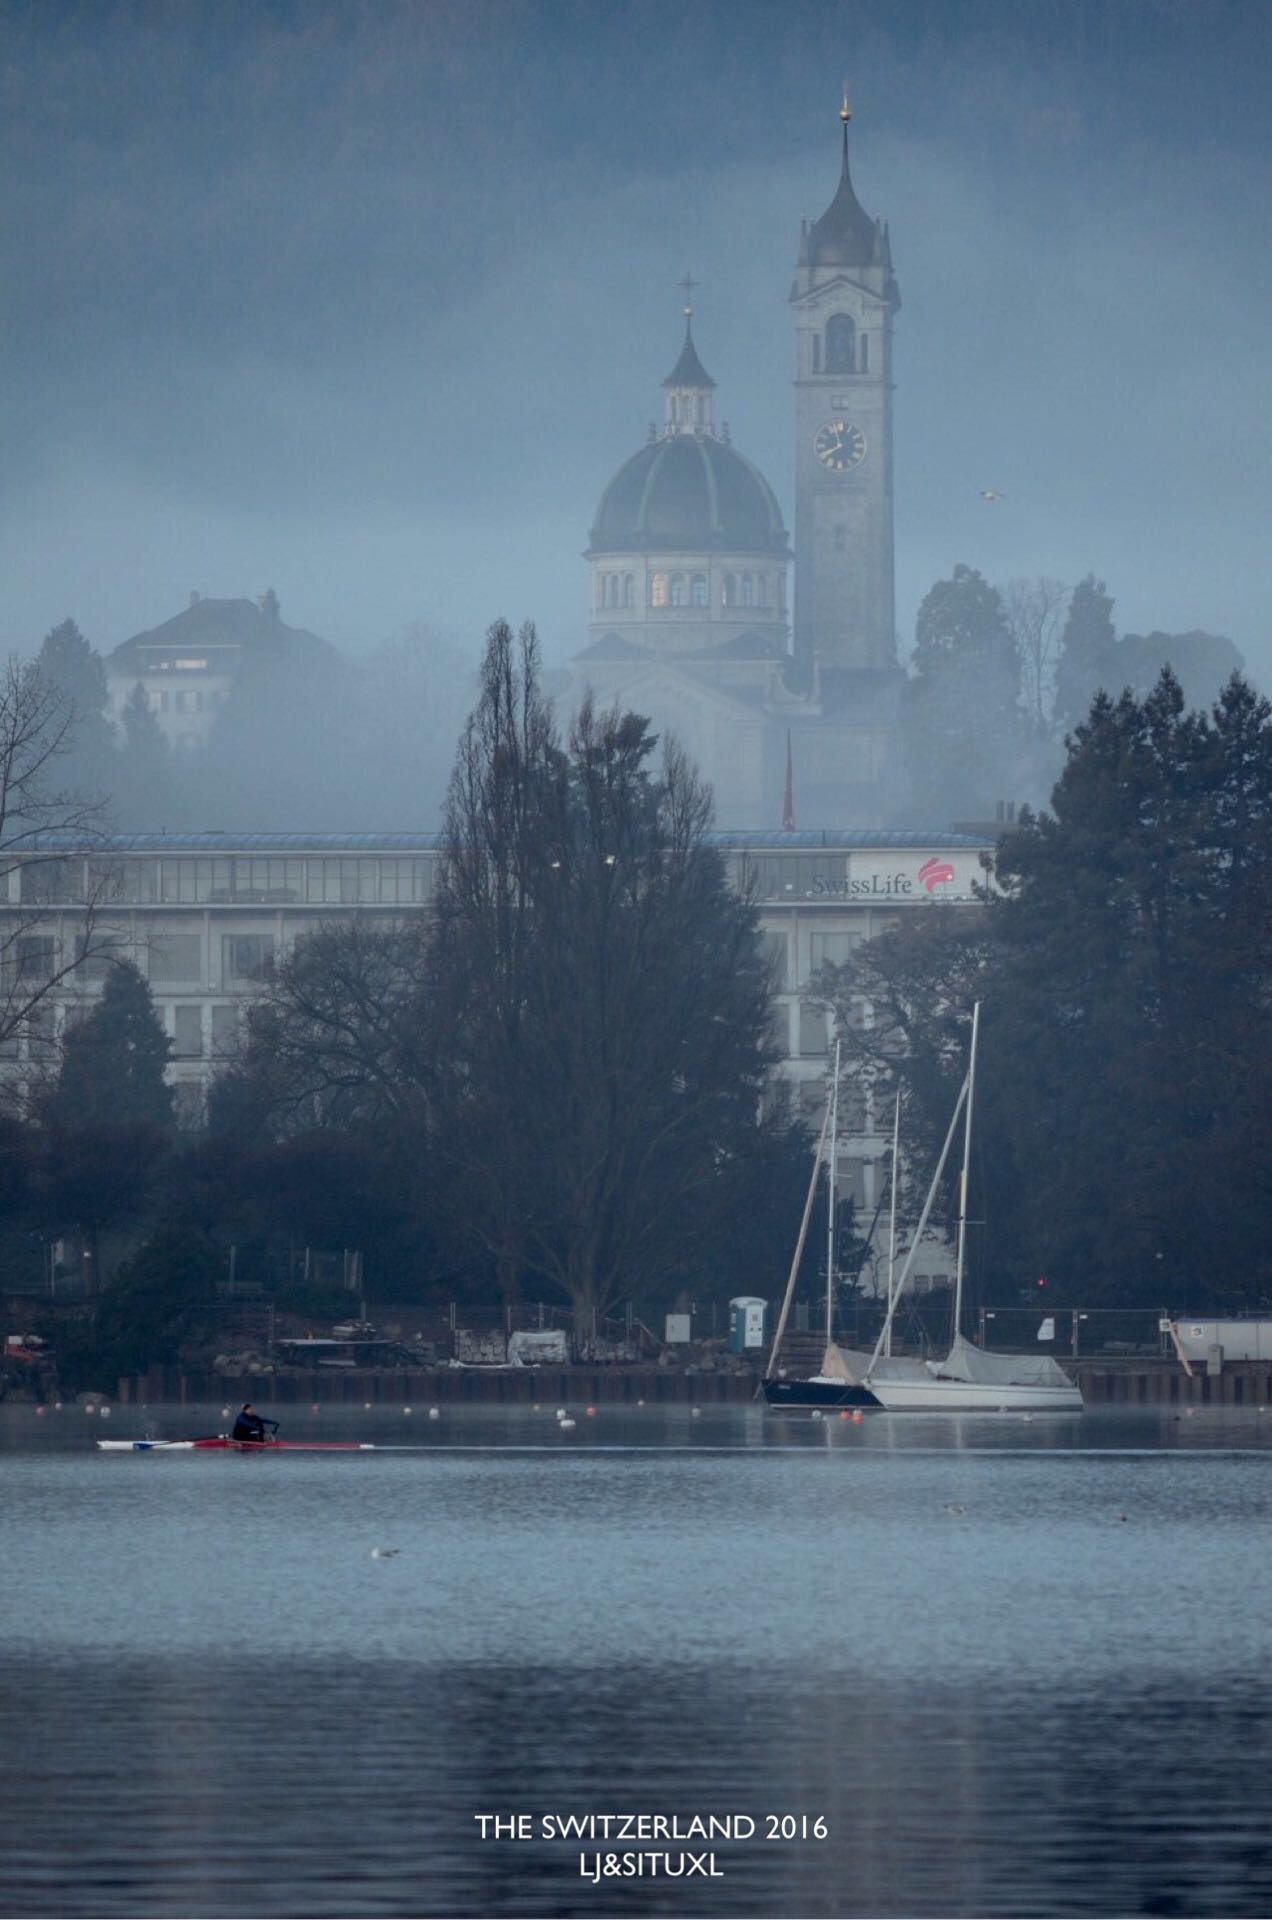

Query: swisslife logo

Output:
[917, 856, 956, 893]
[821, 853, 976, 900]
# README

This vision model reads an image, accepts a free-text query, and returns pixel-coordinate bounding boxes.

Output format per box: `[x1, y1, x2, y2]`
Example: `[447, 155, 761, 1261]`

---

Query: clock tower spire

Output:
[791, 89, 899, 678]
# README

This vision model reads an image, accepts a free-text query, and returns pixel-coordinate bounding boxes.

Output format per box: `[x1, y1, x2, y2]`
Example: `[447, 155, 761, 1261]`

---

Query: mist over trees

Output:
[823, 667, 1272, 1313]
[900, 567, 1247, 826]
[27, 610, 474, 833]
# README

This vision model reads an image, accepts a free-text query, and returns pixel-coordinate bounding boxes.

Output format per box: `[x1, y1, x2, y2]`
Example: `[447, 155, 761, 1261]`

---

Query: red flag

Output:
[782, 730, 795, 831]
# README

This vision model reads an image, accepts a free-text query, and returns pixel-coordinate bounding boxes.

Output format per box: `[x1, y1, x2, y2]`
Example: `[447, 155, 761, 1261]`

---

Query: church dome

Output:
[589, 434, 788, 556]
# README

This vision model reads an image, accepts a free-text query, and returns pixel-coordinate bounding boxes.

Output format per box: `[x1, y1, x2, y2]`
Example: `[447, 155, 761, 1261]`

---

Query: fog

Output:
[3, 1, 1270, 785]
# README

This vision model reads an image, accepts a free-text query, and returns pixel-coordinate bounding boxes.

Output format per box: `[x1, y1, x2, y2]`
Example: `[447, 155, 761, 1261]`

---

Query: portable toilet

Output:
[729, 1296, 767, 1353]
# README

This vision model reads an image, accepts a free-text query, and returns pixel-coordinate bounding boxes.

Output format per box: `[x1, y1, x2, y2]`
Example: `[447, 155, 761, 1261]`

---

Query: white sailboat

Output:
[861, 1003, 1084, 1413]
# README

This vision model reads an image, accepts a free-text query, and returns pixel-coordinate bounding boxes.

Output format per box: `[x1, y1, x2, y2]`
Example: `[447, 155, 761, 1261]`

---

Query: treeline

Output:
[903, 566, 1244, 823]
[6, 623, 810, 1386]
[823, 668, 1272, 1313]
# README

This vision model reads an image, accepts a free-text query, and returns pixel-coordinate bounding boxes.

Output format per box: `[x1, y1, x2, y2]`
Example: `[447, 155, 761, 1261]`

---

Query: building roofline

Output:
[16, 828, 993, 855]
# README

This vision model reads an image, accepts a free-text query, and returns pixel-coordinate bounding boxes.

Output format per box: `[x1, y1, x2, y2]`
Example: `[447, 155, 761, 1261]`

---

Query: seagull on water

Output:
[980, 488, 1005, 502]
[370, 1547, 401, 1560]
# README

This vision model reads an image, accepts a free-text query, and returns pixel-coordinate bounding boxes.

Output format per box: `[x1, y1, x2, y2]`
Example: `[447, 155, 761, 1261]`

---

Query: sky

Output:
[3, 0, 1270, 677]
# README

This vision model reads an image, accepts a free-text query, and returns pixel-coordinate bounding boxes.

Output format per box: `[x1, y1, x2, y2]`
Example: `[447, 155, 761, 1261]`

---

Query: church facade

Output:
[573, 103, 905, 828]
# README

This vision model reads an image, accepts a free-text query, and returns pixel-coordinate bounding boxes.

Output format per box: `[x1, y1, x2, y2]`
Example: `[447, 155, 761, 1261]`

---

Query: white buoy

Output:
[691, 1406, 702, 1418]
[555, 1408, 567, 1418]
[221, 1406, 231, 1419]
[364, 1402, 373, 1411]
[403, 1406, 413, 1416]
[636, 1398, 645, 1408]
[428, 1408, 440, 1420]
[99, 1406, 111, 1418]
[810, 1410, 822, 1421]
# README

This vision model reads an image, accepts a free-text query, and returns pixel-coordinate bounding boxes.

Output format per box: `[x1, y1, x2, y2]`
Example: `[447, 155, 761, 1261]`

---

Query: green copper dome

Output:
[589, 435, 789, 556]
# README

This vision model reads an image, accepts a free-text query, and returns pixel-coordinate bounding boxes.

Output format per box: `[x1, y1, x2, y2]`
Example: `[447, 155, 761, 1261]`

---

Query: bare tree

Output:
[1000, 576, 1069, 738]
[0, 657, 115, 1058]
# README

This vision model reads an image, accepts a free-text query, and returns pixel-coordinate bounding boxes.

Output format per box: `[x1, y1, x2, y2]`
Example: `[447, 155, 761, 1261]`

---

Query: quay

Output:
[112, 1356, 1272, 1409]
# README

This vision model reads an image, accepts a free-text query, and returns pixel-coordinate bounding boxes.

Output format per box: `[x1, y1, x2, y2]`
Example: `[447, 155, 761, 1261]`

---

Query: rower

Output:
[231, 1403, 279, 1445]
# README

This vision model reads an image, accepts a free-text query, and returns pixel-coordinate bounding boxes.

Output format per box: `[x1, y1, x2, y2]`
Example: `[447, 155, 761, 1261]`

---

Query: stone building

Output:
[105, 591, 334, 753]
[572, 99, 905, 829]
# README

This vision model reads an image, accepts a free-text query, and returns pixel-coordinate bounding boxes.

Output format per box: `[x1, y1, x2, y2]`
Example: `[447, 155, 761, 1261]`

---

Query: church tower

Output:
[791, 93, 900, 677]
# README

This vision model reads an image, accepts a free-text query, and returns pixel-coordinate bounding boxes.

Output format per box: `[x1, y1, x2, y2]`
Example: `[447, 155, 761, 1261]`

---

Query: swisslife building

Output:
[4, 827, 989, 1297]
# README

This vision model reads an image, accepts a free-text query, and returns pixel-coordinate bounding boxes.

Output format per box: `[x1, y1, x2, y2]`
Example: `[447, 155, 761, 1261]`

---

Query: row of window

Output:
[594, 571, 787, 613]
[0, 998, 240, 1066]
[810, 313, 870, 376]
[115, 686, 227, 716]
[10, 932, 275, 990]
[667, 393, 709, 427]
[18, 855, 439, 908]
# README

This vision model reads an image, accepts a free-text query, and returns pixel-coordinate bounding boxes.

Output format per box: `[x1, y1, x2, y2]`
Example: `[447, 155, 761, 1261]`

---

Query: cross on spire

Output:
[679, 272, 698, 317]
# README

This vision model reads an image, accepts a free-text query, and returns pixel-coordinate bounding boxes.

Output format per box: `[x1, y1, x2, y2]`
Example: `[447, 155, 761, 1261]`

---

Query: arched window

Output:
[812, 335, 821, 374]
[622, 574, 635, 608]
[695, 395, 704, 425]
[670, 573, 689, 607]
[690, 572, 708, 607]
[756, 575, 768, 609]
[651, 573, 669, 608]
[826, 313, 856, 375]
[669, 395, 678, 425]
[722, 573, 735, 608]
[740, 574, 754, 608]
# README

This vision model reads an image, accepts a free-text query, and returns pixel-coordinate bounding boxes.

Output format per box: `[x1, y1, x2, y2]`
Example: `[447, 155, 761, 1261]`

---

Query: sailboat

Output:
[860, 1003, 1084, 1412]
[763, 1042, 881, 1409]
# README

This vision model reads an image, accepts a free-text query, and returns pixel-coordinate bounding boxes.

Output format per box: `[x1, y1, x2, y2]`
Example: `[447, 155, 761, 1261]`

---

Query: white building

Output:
[3, 829, 988, 1293]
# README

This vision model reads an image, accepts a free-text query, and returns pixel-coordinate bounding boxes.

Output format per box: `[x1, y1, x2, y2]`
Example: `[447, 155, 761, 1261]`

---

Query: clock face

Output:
[814, 420, 867, 471]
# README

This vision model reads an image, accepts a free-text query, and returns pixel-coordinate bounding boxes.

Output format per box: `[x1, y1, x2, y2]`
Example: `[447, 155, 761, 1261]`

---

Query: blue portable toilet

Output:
[729, 1296, 767, 1353]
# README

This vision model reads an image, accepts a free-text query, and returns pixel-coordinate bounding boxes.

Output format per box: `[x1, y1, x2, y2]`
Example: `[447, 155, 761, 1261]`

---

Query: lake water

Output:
[2, 1401, 1271, 1918]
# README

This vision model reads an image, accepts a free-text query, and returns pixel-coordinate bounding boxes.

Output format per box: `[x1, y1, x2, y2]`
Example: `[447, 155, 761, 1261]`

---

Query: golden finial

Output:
[840, 82, 852, 125]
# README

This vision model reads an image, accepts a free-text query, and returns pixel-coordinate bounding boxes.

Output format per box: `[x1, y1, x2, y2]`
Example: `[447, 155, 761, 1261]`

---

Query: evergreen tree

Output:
[36, 619, 114, 784]
[1053, 576, 1117, 733]
[46, 961, 174, 1132]
[904, 564, 1023, 823]
[115, 682, 172, 826]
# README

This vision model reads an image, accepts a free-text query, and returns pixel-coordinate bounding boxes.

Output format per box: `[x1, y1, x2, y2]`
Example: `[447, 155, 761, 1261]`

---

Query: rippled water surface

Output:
[2, 1402, 1271, 1917]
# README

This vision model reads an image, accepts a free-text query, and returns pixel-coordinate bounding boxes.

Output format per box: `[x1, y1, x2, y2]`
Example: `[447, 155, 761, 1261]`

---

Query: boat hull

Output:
[866, 1379, 1084, 1412]
[97, 1437, 376, 1452]
[762, 1378, 881, 1410]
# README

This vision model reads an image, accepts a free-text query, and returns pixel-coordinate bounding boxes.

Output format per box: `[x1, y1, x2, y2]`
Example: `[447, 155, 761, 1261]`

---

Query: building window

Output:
[721, 574, 735, 608]
[622, 574, 635, 607]
[798, 1001, 829, 1055]
[756, 575, 768, 609]
[760, 931, 789, 989]
[210, 1003, 240, 1058]
[740, 574, 754, 608]
[148, 934, 203, 985]
[173, 1082, 205, 1129]
[651, 573, 669, 608]
[809, 931, 863, 975]
[220, 935, 274, 985]
[173, 1005, 204, 1058]
[669, 574, 688, 607]
[826, 313, 856, 374]
[690, 573, 708, 607]
[14, 936, 56, 983]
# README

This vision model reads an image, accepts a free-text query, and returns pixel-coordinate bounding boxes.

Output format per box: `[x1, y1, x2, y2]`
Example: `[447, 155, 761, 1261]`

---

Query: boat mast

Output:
[764, 1093, 831, 1381]
[825, 1038, 841, 1345]
[952, 1001, 981, 1345]
[866, 1071, 968, 1374]
[885, 1086, 901, 1358]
